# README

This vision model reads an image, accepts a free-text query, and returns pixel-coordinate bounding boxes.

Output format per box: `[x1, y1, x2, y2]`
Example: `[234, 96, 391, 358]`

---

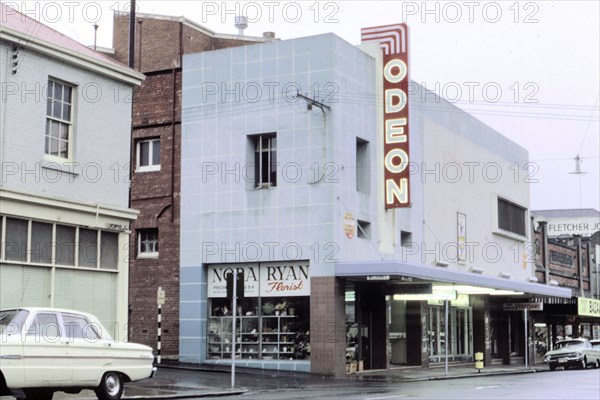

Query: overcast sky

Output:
[13, 0, 600, 212]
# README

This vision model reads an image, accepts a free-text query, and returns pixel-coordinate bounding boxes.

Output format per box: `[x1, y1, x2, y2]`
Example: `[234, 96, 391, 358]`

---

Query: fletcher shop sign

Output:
[362, 23, 411, 209]
[208, 262, 310, 298]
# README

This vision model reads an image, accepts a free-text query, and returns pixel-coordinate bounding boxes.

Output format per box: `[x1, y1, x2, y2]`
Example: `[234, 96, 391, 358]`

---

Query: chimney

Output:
[263, 31, 275, 39]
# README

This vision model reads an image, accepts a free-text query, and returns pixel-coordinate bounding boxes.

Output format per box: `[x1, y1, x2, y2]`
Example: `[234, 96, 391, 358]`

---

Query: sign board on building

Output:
[207, 262, 309, 298]
[361, 23, 410, 209]
[577, 297, 600, 317]
[503, 302, 543, 311]
[541, 219, 600, 237]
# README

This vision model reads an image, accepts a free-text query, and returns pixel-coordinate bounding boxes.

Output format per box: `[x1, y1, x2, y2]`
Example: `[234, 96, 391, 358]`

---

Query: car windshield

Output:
[0, 309, 29, 334]
[555, 340, 584, 349]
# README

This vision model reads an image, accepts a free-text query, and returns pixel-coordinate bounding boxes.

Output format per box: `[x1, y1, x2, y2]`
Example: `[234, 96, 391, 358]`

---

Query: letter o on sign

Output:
[384, 59, 408, 84]
[385, 148, 409, 173]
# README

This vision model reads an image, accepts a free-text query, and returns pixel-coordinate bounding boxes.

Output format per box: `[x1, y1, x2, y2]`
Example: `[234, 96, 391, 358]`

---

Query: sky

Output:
[9, 0, 600, 212]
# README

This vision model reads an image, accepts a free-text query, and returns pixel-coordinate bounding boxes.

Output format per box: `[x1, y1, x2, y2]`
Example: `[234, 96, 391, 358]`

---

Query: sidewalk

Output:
[112, 361, 550, 399]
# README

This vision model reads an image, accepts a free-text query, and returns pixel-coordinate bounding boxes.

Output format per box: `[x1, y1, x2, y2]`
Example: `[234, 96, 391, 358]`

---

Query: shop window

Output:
[251, 133, 277, 189]
[498, 198, 526, 236]
[207, 296, 310, 360]
[137, 229, 159, 258]
[356, 138, 370, 193]
[136, 138, 161, 172]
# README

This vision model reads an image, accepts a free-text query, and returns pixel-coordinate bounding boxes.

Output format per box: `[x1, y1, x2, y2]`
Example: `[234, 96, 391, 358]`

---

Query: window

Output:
[357, 220, 371, 239]
[498, 198, 526, 236]
[5, 217, 27, 262]
[55, 225, 76, 266]
[0, 215, 122, 269]
[356, 138, 370, 193]
[79, 228, 98, 268]
[100, 231, 119, 269]
[62, 314, 100, 341]
[138, 229, 158, 258]
[252, 134, 277, 188]
[136, 138, 160, 172]
[31, 221, 52, 264]
[45, 79, 73, 159]
[28, 313, 60, 338]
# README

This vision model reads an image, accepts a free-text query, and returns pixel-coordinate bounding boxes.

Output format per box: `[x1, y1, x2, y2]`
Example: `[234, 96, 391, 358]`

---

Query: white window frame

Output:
[136, 138, 161, 172]
[44, 79, 74, 161]
[137, 229, 159, 259]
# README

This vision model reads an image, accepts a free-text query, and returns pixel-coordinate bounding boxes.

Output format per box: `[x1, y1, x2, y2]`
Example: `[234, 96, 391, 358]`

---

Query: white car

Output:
[0, 307, 156, 400]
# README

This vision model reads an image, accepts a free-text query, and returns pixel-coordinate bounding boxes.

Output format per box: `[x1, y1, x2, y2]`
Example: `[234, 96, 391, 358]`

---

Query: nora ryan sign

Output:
[208, 262, 310, 298]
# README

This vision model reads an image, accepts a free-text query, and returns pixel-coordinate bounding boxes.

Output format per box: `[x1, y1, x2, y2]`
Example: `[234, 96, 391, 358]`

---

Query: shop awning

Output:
[335, 260, 572, 298]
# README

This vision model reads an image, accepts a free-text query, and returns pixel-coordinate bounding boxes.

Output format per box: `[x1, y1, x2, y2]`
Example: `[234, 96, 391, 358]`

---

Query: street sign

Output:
[157, 287, 165, 305]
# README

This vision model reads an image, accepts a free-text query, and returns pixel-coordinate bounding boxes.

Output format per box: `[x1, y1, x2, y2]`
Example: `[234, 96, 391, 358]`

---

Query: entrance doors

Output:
[428, 305, 472, 362]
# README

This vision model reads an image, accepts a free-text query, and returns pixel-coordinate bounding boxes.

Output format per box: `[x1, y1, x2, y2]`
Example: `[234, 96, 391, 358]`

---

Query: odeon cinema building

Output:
[178, 24, 570, 375]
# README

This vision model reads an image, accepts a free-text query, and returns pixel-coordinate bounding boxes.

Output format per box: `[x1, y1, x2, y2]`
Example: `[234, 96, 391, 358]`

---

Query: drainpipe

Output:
[128, 0, 136, 68]
[539, 221, 549, 284]
[575, 235, 583, 297]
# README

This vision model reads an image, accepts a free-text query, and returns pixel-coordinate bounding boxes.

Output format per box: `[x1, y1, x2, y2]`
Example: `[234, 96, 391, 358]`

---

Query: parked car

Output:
[544, 338, 600, 371]
[0, 307, 156, 400]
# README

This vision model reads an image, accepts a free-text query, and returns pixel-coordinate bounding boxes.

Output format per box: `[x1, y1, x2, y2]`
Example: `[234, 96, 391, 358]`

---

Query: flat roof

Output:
[335, 260, 572, 298]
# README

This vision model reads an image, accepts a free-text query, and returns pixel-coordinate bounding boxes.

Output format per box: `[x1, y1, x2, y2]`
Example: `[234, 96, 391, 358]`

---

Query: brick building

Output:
[528, 219, 600, 363]
[109, 11, 274, 358]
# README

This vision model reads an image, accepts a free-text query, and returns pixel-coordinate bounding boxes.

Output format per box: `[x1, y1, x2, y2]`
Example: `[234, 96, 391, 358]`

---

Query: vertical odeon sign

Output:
[362, 24, 410, 209]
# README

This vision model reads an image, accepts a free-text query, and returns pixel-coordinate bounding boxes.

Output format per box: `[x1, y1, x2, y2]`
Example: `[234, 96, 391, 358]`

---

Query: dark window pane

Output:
[5, 218, 27, 262]
[56, 225, 75, 266]
[78, 228, 97, 268]
[31, 221, 52, 264]
[140, 141, 149, 166]
[100, 232, 118, 269]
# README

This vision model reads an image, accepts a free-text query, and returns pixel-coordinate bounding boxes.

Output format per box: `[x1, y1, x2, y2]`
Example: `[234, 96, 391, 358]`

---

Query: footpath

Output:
[122, 362, 550, 399]
[47, 362, 550, 399]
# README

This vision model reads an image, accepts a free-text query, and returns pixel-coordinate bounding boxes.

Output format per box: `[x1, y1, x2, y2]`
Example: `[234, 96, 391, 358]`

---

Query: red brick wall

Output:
[112, 12, 266, 359]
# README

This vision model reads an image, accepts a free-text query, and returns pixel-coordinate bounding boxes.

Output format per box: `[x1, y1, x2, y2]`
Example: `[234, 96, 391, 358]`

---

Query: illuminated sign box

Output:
[578, 297, 600, 317]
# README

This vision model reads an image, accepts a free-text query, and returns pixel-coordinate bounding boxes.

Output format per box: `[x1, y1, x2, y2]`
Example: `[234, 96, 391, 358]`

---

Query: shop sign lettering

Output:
[261, 263, 310, 297]
[362, 23, 411, 209]
[207, 264, 259, 298]
[578, 297, 600, 317]
[503, 302, 543, 311]
[208, 263, 310, 298]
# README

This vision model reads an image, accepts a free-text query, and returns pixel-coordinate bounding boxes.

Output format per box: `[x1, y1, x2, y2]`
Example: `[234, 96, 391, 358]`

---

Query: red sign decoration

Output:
[361, 24, 410, 209]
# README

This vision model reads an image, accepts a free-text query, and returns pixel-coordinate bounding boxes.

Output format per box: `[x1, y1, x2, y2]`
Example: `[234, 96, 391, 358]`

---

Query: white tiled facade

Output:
[180, 33, 532, 369]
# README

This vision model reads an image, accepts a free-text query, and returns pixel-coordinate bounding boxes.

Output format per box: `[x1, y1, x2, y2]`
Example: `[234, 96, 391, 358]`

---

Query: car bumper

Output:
[547, 356, 584, 368]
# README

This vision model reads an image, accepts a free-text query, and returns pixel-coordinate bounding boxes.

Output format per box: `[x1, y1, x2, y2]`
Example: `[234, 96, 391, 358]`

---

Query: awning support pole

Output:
[445, 299, 449, 376]
[524, 308, 529, 369]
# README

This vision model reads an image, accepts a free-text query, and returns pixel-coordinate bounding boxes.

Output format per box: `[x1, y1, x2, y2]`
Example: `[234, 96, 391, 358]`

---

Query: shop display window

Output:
[207, 296, 310, 360]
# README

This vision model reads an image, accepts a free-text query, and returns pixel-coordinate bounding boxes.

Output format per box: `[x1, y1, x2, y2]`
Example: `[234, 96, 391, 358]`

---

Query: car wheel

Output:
[596, 360, 600, 369]
[549, 364, 556, 371]
[95, 371, 124, 400]
[580, 357, 587, 370]
[23, 389, 53, 400]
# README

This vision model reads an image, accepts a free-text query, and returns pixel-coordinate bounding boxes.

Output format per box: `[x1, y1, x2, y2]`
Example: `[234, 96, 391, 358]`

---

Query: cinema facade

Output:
[179, 24, 570, 375]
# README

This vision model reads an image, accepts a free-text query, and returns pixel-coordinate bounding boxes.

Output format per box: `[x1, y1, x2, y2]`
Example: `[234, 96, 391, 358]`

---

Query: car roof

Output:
[1, 307, 98, 319]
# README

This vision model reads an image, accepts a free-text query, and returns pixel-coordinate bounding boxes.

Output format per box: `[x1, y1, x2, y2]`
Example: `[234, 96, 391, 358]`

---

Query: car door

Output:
[61, 312, 106, 385]
[22, 311, 73, 385]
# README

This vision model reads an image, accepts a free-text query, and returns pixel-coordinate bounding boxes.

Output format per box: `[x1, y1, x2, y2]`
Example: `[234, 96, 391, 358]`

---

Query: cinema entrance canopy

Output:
[335, 260, 571, 298]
